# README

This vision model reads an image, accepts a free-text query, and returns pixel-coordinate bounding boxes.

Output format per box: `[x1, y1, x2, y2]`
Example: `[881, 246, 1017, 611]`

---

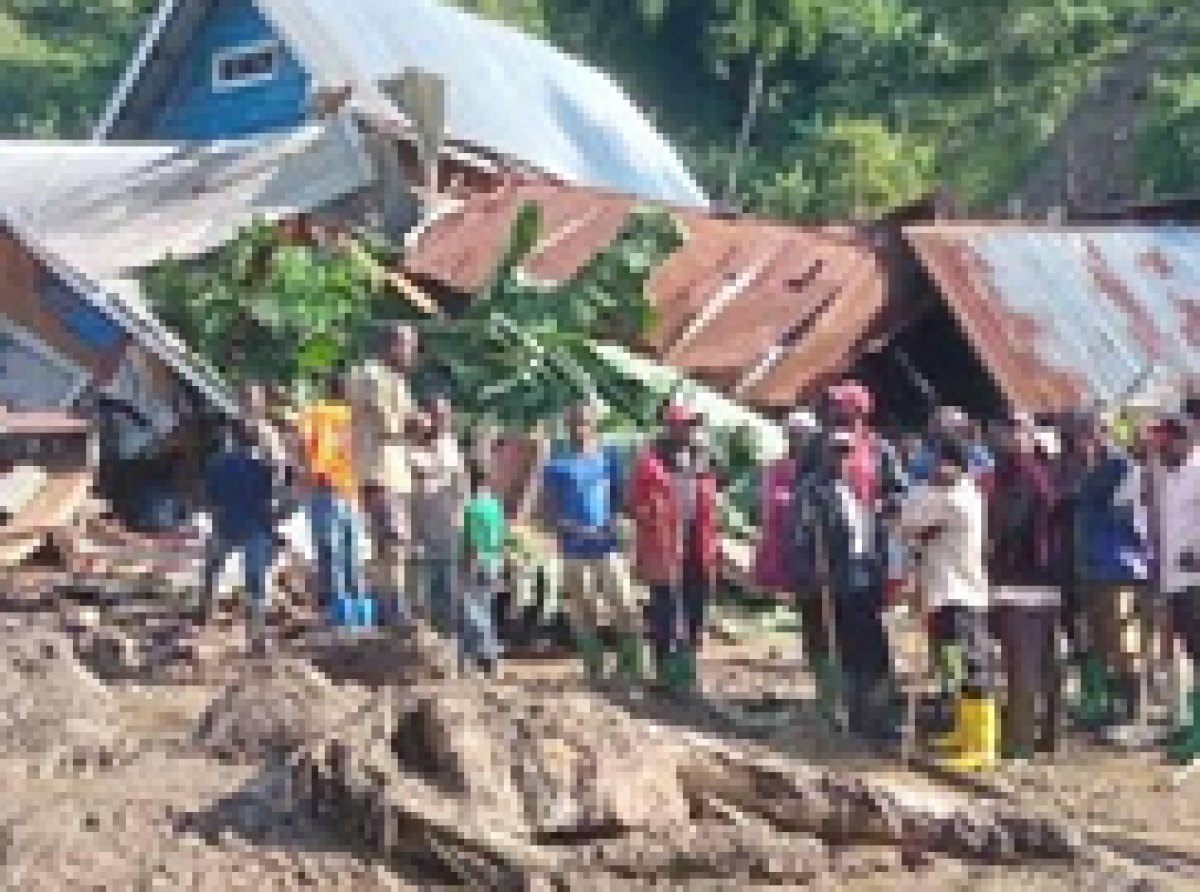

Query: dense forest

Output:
[3, 0, 1200, 220]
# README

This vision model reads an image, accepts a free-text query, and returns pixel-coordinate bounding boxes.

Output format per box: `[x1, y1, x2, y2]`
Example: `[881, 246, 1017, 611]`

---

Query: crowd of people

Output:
[195, 319, 1200, 773]
[757, 383, 1200, 771]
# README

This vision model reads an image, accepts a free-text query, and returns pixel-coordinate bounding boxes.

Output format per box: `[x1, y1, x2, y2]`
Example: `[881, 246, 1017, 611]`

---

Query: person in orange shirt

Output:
[298, 373, 363, 609]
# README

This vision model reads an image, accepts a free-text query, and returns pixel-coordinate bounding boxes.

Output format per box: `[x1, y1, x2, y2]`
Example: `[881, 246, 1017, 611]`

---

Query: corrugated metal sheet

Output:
[0, 116, 372, 279]
[907, 226, 1200, 412]
[405, 183, 889, 408]
[99, 0, 707, 207]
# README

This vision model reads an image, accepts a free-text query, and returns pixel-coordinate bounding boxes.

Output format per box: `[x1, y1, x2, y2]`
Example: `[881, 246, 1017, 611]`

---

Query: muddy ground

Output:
[0, 573, 1197, 890]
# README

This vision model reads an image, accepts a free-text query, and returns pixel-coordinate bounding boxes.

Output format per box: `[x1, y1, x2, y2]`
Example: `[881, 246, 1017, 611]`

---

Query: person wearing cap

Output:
[544, 402, 643, 682]
[347, 322, 418, 628]
[1063, 414, 1150, 730]
[988, 415, 1062, 759]
[793, 382, 907, 738]
[630, 399, 721, 693]
[901, 433, 995, 769]
[1148, 413, 1200, 762]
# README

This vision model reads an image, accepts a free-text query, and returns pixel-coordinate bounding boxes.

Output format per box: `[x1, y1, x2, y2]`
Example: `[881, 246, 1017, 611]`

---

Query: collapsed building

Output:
[404, 181, 1200, 429]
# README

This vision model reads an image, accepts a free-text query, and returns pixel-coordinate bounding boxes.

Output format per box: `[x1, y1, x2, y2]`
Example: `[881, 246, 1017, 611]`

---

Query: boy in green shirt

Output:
[461, 461, 505, 675]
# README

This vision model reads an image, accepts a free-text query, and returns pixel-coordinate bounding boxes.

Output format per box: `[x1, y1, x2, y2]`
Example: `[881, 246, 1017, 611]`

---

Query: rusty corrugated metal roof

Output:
[907, 225, 1200, 412]
[406, 183, 889, 408]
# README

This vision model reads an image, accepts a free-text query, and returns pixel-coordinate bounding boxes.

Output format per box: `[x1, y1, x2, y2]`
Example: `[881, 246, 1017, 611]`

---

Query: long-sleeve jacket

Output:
[988, 452, 1057, 587]
[629, 444, 720, 586]
[1065, 454, 1148, 585]
[791, 433, 907, 596]
[754, 456, 798, 592]
[346, 358, 414, 494]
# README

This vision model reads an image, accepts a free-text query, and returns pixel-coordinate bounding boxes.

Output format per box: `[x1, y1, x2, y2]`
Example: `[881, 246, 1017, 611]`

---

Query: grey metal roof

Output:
[95, 0, 708, 208]
[907, 225, 1200, 412]
[0, 213, 238, 417]
[0, 117, 372, 279]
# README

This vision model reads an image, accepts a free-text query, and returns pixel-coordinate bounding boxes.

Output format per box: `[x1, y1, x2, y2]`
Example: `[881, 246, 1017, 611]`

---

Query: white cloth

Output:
[835, 481, 872, 558]
[410, 433, 467, 558]
[900, 476, 989, 611]
[1155, 451, 1200, 594]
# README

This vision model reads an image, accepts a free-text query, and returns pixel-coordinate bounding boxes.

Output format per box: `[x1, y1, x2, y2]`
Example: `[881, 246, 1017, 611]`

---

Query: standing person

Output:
[988, 416, 1062, 758]
[410, 393, 467, 638]
[298, 373, 362, 612]
[200, 422, 275, 655]
[793, 380, 907, 738]
[1147, 415, 1200, 762]
[754, 411, 824, 675]
[348, 322, 418, 628]
[901, 435, 995, 769]
[909, 407, 992, 486]
[1067, 416, 1150, 729]
[240, 381, 292, 494]
[545, 402, 643, 682]
[630, 400, 720, 694]
[461, 460, 505, 676]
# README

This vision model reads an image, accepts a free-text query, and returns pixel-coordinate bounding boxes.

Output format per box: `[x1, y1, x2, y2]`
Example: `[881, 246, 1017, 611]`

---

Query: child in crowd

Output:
[460, 460, 505, 675]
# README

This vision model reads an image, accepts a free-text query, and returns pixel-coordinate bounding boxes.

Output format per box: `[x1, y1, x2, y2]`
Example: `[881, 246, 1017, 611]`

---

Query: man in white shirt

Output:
[410, 393, 467, 637]
[901, 434, 996, 771]
[1149, 414, 1200, 763]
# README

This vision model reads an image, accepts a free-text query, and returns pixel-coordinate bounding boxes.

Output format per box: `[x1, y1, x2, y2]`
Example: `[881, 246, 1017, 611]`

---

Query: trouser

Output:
[796, 589, 829, 666]
[994, 596, 1061, 753]
[418, 555, 456, 637]
[834, 580, 892, 735]
[202, 526, 272, 641]
[1086, 583, 1142, 676]
[361, 485, 409, 624]
[649, 557, 710, 660]
[561, 552, 640, 645]
[309, 488, 363, 607]
[460, 559, 500, 667]
[929, 605, 994, 696]
[1172, 587, 1200, 665]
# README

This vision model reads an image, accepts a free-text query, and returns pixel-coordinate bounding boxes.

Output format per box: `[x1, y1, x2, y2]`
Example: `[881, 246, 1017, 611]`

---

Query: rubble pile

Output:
[0, 621, 118, 756]
[194, 658, 370, 763]
[64, 586, 324, 684]
[301, 624, 458, 688]
[288, 685, 1084, 889]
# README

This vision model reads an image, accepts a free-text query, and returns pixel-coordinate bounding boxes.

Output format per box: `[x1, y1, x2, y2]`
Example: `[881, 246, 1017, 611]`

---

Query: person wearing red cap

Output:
[629, 399, 721, 693]
[792, 381, 908, 739]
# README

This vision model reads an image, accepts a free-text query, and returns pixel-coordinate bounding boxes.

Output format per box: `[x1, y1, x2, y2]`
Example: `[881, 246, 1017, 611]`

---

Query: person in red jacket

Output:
[630, 400, 721, 694]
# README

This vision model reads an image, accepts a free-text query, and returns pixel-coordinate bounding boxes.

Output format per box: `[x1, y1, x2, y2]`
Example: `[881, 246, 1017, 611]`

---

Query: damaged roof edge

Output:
[904, 225, 1200, 412]
[1, 212, 239, 419]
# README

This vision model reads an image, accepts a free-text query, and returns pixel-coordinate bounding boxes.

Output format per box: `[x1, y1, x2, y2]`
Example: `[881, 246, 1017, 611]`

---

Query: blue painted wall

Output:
[148, 0, 310, 140]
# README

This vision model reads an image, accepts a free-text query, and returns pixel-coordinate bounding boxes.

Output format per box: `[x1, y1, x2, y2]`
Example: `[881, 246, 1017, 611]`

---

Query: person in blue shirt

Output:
[200, 421, 275, 655]
[908, 406, 993, 483]
[543, 402, 642, 682]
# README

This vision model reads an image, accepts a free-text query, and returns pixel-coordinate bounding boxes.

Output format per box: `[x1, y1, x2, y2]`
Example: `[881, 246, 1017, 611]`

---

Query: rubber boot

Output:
[937, 695, 999, 772]
[576, 632, 606, 680]
[676, 647, 699, 694]
[931, 643, 965, 751]
[812, 654, 843, 726]
[1072, 653, 1113, 730]
[659, 650, 690, 695]
[615, 634, 644, 681]
[1167, 690, 1200, 764]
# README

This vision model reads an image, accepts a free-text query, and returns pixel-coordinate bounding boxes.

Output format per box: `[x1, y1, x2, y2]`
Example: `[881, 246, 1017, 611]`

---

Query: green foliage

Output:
[143, 221, 395, 397]
[7, 0, 1200, 211]
[413, 201, 683, 430]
